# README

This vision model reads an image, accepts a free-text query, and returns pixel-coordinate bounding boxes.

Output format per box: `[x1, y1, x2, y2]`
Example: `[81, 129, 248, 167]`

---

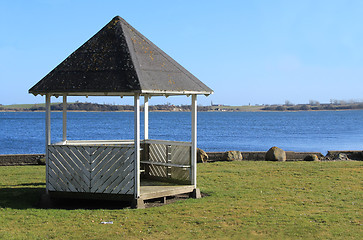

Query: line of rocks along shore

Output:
[0, 148, 362, 166]
[198, 147, 363, 163]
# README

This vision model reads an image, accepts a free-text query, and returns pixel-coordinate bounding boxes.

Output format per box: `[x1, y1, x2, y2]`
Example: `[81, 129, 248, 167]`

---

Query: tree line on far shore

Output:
[1, 100, 362, 112]
[261, 103, 363, 111]
[0, 102, 192, 112]
[262, 100, 363, 111]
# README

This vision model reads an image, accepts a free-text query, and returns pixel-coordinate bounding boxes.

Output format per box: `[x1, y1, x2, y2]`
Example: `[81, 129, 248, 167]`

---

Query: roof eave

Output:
[140, 89, 214, 96]
[29, 89, 213, 97]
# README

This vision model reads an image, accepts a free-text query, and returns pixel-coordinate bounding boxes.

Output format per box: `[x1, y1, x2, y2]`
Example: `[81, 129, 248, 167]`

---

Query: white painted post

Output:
[191, 94, 197, 188]
[134, 93, 141, 198]
[45, 94, 51, 194]
[62, 95, 67, 142]
[144, 95, 149, 140]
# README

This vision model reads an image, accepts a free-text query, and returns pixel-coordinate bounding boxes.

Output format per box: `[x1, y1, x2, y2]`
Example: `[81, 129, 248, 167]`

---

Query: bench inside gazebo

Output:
[29, 16, 213, 208]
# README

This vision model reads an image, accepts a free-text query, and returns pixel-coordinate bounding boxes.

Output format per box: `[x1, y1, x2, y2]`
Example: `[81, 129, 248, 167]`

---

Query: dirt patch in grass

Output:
[144, 192, 209, 208]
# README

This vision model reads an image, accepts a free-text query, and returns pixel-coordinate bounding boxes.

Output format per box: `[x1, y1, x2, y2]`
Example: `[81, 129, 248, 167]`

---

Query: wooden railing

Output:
[55, 140, 135, 146]
[47, 143, 135, 194]
[141, 139, 192, 183]
[47, 139, 193, 195]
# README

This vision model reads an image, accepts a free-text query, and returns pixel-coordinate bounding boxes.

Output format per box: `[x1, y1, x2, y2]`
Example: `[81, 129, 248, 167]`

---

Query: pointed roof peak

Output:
[110, 16, 125, 25]
[113, 15, 123, 21]
[29, 16, 213, 96]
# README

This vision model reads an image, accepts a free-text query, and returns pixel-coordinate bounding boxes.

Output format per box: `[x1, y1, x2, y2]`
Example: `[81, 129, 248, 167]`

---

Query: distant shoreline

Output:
[1, 102, 362, 112]
[1, 108, 363, 113]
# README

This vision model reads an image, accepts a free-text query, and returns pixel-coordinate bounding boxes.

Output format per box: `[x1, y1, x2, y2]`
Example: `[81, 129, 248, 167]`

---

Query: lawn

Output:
[0, 161, 362, 239]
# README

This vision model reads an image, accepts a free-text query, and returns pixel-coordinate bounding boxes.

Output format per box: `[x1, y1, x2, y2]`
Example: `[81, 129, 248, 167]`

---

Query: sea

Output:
[1, 110, 362, 155]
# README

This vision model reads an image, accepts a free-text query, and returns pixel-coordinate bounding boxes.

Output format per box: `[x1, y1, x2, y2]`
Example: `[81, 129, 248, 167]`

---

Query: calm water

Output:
[1, 111, 362, 154]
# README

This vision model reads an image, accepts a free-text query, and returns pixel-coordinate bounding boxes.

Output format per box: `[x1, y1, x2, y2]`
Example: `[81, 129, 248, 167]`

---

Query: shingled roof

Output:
[29, 16, 213, 96]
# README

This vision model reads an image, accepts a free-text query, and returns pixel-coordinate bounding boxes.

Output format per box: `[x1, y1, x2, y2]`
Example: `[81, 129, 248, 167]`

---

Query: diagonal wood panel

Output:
[148, 143, 167, 177]
[170, 145, 191, 181]
[145, 142, 191, 181]
[171, 145, 191, 165]
[48, 149, 83, 192]
[55, 146, 90, 182]
[91, 147, 134, 193]
[48, 145, 90, 192]
[48, 145, 135, 195]
[91, 147, 130, 179]
[90, 147, 114, 174]
[91, 147, 119, 179]
[48, 167, 67, 191]
[149, 144, 167, 163]
[103, 156, 134, 194]
[102, 164, 134, 194]
[113, 171, 135, 194]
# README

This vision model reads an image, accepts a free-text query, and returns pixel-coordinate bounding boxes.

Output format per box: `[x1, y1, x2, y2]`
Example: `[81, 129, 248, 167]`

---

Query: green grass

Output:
[0, 161, 362, 239]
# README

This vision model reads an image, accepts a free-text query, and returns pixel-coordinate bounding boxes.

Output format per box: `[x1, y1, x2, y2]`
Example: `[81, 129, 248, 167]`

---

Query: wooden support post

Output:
[62, 95, 67, 142]
[134, 94, 141, 199]
[166, 145, 172, 178]
[144, 95, 149, 140]
[45, 94, 51, 194]
[190, 188, 201, 199]
[131, 198, 145, 209]
[145, 142, 150, 176]
[191, 95, 197, 188]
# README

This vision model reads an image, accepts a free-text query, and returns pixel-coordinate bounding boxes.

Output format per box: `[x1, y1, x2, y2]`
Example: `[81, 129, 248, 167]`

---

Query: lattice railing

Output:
[48, 145, 135, 195]
[141, 140, 191, 183]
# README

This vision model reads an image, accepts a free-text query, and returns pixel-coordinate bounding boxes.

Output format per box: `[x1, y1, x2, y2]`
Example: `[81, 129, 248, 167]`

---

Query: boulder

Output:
[304, 154, 320, 161]
[37, 156, 46, 165]
[206, 152, 225, 162]
[337, 153, 350, 161]
[224, 151, 243, 161]
[265, 147, 286, 161]
[326, 151, 362, 161]
[197, 148, 208, 163]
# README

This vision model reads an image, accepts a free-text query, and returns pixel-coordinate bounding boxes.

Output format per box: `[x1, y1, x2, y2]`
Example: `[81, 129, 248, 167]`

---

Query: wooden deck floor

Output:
[48, 179, 196, 209]
[140, 180, 194, 200]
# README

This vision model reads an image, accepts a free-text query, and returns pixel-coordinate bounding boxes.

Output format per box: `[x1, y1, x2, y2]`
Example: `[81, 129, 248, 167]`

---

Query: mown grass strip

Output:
[0, 161, 362, 239]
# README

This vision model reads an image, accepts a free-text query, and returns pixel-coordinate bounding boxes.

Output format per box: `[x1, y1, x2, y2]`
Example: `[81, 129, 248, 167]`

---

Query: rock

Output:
[285, 152, 324, 161]
[37, 156, 46, 165]
[265, 147, 286, 161]
[337, 153, 350, 161]
[304, 154, 320, 161]
[326, 151, 362, 161]
[197, 148, 208, 163]
[224, 151, 243, 161]
[206, 152, 225, 162]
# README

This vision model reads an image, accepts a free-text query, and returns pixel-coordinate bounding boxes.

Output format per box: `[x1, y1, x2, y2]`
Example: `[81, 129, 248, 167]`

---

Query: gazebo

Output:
[29, 16, 213, 208]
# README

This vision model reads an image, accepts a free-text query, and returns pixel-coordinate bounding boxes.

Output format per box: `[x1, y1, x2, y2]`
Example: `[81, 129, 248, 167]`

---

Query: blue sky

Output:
[1, 0, 362, 106]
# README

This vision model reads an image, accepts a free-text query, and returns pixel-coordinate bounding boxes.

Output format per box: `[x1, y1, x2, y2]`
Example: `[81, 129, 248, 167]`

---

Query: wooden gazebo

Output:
[29, 16, 213, 208]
